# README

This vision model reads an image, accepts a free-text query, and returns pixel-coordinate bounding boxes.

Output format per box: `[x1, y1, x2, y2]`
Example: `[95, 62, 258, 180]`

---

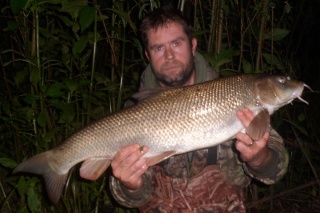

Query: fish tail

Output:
[13, 152, 68, 203]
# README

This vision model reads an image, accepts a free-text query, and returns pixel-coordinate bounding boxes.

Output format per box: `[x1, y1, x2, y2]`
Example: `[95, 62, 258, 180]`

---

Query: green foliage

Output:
[10, 0, 28, 15]
[0, 0, 318, 212]
[0, 0, 145, 212]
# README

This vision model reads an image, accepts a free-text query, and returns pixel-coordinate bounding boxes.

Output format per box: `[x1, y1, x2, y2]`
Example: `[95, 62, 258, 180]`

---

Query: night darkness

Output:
[291, 0, 320, 91]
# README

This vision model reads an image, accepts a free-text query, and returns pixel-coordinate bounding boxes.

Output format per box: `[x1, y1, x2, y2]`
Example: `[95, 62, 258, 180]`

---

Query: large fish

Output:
[13, 74, 308, 203]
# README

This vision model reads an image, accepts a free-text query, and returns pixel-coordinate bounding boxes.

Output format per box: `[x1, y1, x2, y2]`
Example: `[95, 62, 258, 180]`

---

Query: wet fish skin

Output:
[13, 74, 306, 203]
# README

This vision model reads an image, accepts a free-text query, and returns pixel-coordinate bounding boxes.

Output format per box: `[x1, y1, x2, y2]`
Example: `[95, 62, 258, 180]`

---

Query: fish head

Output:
[254, 75, 307, 113]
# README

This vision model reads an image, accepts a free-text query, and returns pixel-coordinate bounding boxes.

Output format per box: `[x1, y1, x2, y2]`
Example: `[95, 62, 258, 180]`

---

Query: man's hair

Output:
[139, 8, 193, 49]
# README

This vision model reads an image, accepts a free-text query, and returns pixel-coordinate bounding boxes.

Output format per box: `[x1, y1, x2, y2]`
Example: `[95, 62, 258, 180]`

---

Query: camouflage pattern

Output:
[138, 165, 246, 212]
[109, 52, 289, 211]
[217, 129, 288, 187]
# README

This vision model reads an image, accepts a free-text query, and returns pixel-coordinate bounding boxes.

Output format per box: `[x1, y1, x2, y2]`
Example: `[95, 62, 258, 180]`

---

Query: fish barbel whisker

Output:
[304, 83, 313, 92]
[296, 96, 309, 105]
[295, 84, 312, 105]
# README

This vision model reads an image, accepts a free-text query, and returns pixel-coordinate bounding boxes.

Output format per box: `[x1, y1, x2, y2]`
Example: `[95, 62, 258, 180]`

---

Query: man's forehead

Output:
[148, 21, 182, 34]
[145, 22, 188, 48]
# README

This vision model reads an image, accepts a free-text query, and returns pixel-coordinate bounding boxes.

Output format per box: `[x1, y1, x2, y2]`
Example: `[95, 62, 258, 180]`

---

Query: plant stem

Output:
[117, 34, 125, 111]
[255, 0, 270, 71]
[285, 109, 319, 182]
[207, 0, 216, 52]
[246, 178, 320, 208]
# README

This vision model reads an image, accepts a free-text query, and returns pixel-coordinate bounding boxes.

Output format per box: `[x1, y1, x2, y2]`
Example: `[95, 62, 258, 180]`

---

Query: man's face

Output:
[145, 22, 197, 87]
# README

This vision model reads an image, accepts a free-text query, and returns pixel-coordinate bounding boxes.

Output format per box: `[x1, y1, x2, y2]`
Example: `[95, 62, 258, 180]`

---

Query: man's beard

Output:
[152, 58, 195, 88]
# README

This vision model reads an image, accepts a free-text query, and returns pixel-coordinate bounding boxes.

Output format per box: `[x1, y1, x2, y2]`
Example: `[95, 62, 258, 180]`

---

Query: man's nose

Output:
[165, 47, 174, 61]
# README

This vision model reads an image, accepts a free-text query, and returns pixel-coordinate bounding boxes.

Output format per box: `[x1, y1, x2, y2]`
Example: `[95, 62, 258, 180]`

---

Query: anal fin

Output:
[146, 151, 176, 167]
[80, 158, 111, 181]
[246, 109, 270, 141]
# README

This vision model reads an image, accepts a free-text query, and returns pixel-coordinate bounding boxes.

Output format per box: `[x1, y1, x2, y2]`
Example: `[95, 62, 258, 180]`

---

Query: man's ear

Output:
[191, 38, 197, 56]
[144, 50, 150, 60]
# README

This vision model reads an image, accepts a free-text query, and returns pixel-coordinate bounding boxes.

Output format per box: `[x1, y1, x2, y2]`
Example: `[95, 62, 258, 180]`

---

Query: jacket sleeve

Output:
[242, 129, 289, 184]
[109, 168, 154, 208]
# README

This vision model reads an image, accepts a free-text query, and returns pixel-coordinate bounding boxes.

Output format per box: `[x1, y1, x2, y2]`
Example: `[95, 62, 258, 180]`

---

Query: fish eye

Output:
[278, 77, 286, 84]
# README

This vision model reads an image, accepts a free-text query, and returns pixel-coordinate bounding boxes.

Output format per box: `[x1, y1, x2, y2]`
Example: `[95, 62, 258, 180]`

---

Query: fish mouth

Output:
[259, 82, 311, 113]
[294, 83, 312, 105]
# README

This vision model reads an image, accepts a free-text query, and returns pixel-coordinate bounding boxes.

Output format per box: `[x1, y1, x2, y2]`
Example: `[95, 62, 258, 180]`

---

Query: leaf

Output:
[46, 82, 64, 98]
[79, 79, 91, 87]
[2, 100, 11, 115]
[27, 186, 41, 213]
[58, 15, 73, 27]
[50, 102, 75, 123]
[61, 104, 75, 123]
[62, 46, 72, 64]
[29, 68, 40, 86]
[4, 21, 20, 31]
[17, 176, 28, 199]
[25, 107, 35, 121]
[262, 53, 282, 69]
[0, 157, 17, 168]
[42, 128, 59, 142]
[242, 59, 253, 73]
[108, 8, 137, 33]
[265, 28, 290, 41]
[72, 22, 80, 33]
[89, 106, 106, 119]
[14, 69, 28, 86]
[37, 111, 47, 128]
[72, 36, 88, 56]
[64, 79, 78, 93]
[79, 6, 95, 32]
[39, 27, 53, 39]
[61, 0, 87, 20]
[23, 94, 37, 105]
[10, 0, 28, 15]
[205, 48, 239, 68]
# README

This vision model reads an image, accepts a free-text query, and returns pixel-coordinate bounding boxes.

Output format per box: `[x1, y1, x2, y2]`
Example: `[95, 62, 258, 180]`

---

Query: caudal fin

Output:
[13, 152, 69, 203]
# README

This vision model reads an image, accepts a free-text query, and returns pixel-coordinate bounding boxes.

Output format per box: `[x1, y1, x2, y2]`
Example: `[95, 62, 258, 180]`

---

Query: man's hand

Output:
[111, 144, 149, 191]
[235, 108, 272, 170]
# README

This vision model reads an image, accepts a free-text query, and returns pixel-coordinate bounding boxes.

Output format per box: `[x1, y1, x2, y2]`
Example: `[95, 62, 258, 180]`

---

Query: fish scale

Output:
[13, 74, 306, 203]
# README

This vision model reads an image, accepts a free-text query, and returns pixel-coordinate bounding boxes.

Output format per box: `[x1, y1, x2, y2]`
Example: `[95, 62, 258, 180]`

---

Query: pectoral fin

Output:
[246, 110, 270, 141]
[80, 158, 111, 181]
[146, 151, 176, 167]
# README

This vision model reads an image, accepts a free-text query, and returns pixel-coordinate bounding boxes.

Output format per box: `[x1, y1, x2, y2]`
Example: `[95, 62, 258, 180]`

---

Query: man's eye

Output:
[172, 41, 181, 47]
[155, 46, 164, 52]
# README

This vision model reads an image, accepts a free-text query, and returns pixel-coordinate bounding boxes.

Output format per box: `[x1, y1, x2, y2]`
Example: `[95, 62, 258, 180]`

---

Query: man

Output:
[109, 8, 288, 212]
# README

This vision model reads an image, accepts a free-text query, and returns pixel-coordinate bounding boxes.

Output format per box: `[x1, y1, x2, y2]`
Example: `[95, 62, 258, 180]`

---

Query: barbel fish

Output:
[13, 74, 309, 203]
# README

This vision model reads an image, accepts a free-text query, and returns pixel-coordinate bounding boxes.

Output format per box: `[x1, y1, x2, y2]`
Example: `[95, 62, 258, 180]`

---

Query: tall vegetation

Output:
[0, 0, 319, 212]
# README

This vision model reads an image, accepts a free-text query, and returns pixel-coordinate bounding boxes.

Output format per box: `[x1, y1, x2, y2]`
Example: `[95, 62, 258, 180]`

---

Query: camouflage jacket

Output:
[109, 52, 289, 212]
